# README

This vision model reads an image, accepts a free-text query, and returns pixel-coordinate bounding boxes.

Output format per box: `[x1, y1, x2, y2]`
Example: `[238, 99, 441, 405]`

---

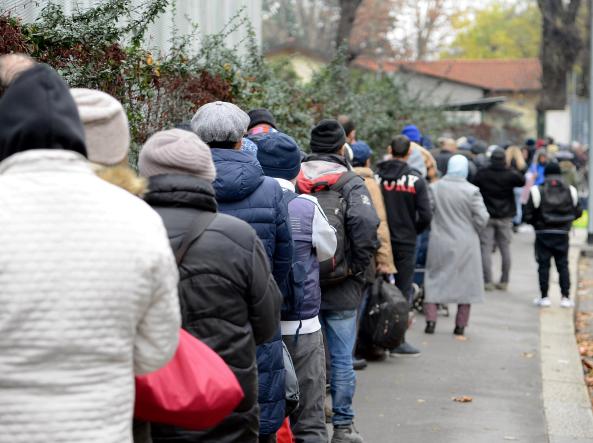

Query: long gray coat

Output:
[425, 176, 490, 304]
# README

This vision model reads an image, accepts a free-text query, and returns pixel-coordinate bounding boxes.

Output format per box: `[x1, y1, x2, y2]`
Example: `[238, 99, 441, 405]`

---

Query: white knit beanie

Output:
[138, 128, 216, 182]
[71, 88, 130, 165]
[191, 101, 249, 144]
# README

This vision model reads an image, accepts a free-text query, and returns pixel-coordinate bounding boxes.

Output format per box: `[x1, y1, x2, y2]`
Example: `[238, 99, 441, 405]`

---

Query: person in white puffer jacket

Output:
[0, 55, 181, 443]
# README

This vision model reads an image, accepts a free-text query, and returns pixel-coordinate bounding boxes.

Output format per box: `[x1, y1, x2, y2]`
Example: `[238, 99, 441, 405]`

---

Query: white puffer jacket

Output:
[0, 150, 181, 443]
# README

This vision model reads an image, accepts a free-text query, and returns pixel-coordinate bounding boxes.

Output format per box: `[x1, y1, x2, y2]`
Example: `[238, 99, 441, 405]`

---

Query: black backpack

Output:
[539, 178, 576, 226]
[360, 277, 408, 349]
[307, 171, 358, 287]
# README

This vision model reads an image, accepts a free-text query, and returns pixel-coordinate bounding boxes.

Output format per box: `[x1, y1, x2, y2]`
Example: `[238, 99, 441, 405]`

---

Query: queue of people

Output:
[0, 54, 588, 443]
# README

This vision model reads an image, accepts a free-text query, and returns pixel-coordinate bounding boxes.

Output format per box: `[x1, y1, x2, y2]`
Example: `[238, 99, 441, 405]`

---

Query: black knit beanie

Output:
[544, 161, 561, 176]
[310, 119, 346, 153]
[247, 108, 277, 130]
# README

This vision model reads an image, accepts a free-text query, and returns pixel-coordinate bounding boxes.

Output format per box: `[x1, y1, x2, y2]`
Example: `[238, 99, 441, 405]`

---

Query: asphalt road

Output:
[352, 230, 548, 443]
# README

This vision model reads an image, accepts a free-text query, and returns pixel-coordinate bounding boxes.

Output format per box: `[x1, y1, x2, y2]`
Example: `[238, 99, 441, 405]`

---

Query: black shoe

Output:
[425, 321, 436, 334]
[353, 358, 367, 370]
[453, 326, 465, 336]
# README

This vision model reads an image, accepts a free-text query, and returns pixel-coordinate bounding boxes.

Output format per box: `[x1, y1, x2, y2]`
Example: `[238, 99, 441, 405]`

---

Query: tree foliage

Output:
[1, 0, 445, 163]
[444, 1, 541, 59]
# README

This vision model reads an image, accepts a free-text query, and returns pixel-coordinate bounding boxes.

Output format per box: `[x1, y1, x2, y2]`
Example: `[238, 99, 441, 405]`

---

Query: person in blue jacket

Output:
[191, 101, 291, 442]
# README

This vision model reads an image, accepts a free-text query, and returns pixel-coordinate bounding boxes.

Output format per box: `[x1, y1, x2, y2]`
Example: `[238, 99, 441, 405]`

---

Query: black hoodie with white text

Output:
[376, 159, 432, 247]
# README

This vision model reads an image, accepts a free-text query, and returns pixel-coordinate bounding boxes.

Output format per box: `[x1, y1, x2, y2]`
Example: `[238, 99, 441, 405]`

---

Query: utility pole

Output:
[589, 1, 593, 244]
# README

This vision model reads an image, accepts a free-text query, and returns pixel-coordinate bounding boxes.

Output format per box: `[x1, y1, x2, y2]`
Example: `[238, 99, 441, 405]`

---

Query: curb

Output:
[540, 230, 593, 443]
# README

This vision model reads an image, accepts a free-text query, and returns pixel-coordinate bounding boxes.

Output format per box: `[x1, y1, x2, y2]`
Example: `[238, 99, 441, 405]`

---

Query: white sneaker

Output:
[560, 297, 575, 308]
[533, 297, 551, 307]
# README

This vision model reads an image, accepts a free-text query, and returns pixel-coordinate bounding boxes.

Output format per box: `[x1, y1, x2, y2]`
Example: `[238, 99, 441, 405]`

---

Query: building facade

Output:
[2, 0, 262, 55]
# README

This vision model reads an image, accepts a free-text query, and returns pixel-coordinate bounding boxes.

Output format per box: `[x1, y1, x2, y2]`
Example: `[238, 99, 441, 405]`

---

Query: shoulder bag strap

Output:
[175, 212, 217, 266]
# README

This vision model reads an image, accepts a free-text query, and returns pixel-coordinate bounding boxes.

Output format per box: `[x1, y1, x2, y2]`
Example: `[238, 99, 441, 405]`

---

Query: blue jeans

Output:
[319, 309, 357, 426]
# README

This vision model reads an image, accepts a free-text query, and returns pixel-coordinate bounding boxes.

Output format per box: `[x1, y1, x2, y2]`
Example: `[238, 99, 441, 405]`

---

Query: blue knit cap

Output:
[351, 141, 373, 167]
[255, 132, 302, 180]
[401, 124, 422, 143]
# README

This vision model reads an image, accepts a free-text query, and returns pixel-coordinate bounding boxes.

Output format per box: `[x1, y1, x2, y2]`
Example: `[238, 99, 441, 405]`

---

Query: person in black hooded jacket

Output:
[523, 161, 582, 308]
[376, 135, 432, 357]
[473, 148, 525, 291]
[139, 129, 282, 443]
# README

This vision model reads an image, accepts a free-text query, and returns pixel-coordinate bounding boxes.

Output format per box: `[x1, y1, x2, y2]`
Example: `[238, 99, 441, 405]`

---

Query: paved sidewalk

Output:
[353, 231, 550, 443]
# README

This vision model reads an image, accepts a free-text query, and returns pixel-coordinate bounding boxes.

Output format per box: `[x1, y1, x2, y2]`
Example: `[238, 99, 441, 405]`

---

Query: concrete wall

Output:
[394, 72, 483, 106]
[3, 0, 262, 55]
[265, 52, 326, 83]
[545, 107, 572, 144]
[500, 91, 539, 137]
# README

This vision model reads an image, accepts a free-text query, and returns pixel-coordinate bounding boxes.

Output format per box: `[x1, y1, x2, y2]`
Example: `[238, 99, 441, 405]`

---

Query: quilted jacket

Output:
[0, 150, 181, 443]
[211, 148, 290, 436]
[146, 174, 282, 443]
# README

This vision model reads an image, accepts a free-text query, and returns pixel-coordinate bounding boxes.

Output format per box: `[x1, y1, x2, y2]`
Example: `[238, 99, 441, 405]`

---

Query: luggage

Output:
[360, 277, 408, 349]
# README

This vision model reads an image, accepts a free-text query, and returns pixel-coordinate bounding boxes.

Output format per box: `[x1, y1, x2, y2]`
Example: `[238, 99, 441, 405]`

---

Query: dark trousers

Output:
[424, 303, 471, 327]
[283, 331, 328, 443]
[535, 233, 570, 298]
[392, 243, 417, 305]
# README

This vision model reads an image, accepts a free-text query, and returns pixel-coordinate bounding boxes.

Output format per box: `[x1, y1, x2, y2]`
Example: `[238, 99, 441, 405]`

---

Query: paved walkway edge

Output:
[540, 231, 593, 443]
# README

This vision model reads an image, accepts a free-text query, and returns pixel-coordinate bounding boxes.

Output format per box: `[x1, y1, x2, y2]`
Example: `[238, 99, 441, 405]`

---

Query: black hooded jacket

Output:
[473, 154, 525, 219]
[376, 159, 432, 247]
[146, 174, 282, 443]
[0, 64, 86, 161]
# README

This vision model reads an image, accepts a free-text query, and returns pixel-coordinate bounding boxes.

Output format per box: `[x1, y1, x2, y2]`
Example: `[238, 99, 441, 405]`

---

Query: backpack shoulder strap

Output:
[175, 212, 217, 265]
[530, 185, 542, 209]
[330, 171, 359, 193]
[569, 185, 578, 207]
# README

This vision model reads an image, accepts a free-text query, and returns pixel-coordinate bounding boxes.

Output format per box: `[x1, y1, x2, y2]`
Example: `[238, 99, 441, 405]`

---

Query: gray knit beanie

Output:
[70, 88, 130, 165]
[191, 101, 249, 144]
[138, 128, 216, 182]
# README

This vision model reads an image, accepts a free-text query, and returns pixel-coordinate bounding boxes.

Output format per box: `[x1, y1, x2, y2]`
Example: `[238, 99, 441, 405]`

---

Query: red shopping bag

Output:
[276, 418, 294, 443]
[134, 329, 244, 430]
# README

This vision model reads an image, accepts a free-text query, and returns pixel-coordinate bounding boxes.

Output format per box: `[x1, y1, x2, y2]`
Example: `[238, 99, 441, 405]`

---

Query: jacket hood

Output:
[211, 148, 264, 202]
[297, 153, 349, 193]
[376, 158, 412, 180]
[0, 64, 86, 162]
[145, 173, 218, 212]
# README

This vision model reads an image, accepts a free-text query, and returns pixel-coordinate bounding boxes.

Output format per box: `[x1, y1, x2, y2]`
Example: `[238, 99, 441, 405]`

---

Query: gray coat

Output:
[425, 176, 489, 304]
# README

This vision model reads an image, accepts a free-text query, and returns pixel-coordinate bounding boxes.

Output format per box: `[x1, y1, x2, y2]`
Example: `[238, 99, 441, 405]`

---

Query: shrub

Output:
[0, 0, 445, 164]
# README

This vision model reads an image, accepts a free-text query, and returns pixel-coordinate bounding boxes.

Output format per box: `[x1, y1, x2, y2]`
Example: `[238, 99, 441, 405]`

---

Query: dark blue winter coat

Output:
[212, 148, 290, 436]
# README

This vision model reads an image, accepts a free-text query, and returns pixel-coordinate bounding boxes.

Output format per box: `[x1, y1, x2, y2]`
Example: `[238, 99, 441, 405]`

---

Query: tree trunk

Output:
[335, 0, 364, 62]
[538, 0, 583, 110]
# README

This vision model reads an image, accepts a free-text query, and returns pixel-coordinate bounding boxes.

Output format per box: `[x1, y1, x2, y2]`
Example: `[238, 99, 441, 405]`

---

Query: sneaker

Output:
[390, 341, 421, 357]
[560, 297, 575, 308]
[496, 282, 508, 291]
[453, 326, 465, 336]
[332, 424, 364, 443]
[484, 282, 495, 291]
[533, 297, 551, 307]
[425, 321, 436, 334]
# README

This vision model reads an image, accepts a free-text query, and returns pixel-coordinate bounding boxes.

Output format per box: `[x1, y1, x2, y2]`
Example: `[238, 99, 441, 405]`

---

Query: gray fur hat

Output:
[191, 101, 249, 144]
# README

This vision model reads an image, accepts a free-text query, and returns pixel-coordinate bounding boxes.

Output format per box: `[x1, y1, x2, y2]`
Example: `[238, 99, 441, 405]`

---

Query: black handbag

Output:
[360, 277, 409, 349]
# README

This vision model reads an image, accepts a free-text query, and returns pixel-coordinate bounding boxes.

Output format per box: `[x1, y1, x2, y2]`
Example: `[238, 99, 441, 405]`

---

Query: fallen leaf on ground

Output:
[417, 399, 425, 403]
[522, 352, 535, 358]
[454, 335, 468, 341]
[452, 396, 473, 403]
[503, 436, 518, 441]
